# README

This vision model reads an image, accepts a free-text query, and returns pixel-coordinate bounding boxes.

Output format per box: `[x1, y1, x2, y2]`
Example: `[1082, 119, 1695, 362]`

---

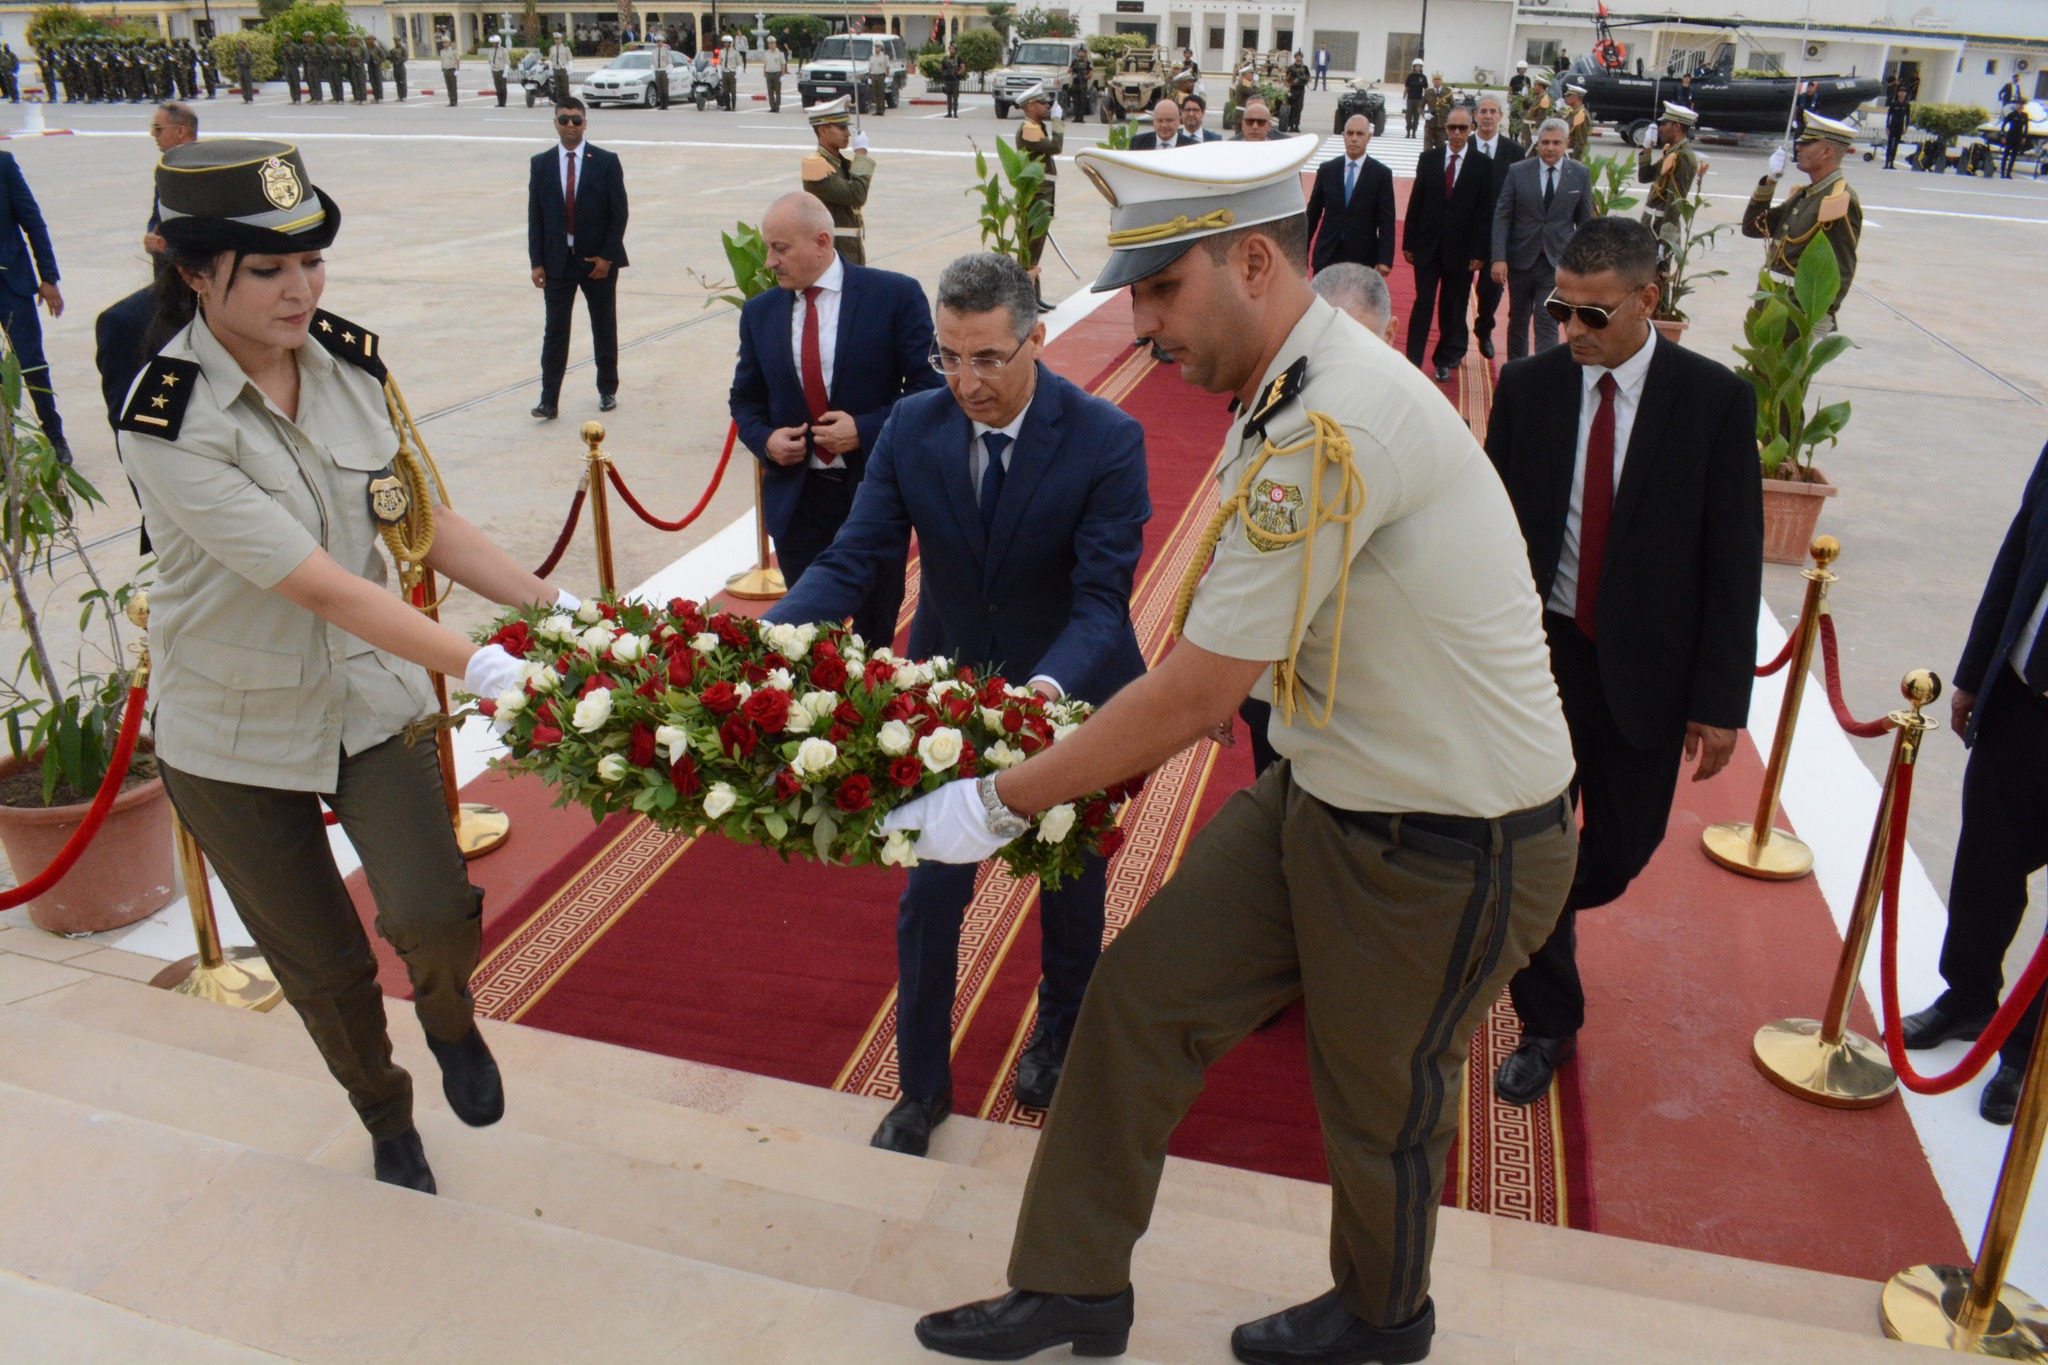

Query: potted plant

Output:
[966, 135, 1051, 274]
[0, 333, 172, 935]
[1584, 152, 1641, 217]
[1732, 237, 1853, 564]
[1648, 169, 1730, 343]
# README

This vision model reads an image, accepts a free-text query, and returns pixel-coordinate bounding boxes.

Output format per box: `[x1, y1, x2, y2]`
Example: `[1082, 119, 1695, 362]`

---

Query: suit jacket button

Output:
[986, 604, 998, 617]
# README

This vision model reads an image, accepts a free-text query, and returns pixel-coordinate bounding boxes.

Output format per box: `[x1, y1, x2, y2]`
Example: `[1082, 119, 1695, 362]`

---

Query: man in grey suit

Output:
[1490, 119, 1593, 359]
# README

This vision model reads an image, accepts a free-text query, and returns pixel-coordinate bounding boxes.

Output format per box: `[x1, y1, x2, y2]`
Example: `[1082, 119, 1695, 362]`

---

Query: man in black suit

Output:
[1402, 104, 1490, 381]
[528, 96, 629, 420]
[1897, 442, 2048, 1125]
[1178, 93, 1222, 142]
[1484, 217, 1762, 1105]
[1470, 94, 1524, 359]
[1305, 113, 1395, 276]
[1129, 98, 1193, 150]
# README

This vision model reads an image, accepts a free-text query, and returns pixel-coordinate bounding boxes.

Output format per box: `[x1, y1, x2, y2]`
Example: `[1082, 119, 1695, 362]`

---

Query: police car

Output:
[581, 47, 670, 107]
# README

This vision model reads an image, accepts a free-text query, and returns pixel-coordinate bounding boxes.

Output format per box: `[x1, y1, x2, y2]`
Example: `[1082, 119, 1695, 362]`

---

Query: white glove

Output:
[850, 131, 870, 154]
[462, 644, 523, 703]
[1766, 147, 1788, 179]
[554, 588, 582, 613]
[880, 777, 1008, 865]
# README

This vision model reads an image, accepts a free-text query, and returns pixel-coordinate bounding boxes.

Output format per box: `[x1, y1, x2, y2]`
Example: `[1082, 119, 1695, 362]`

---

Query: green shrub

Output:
[1911, 101, 1991, 139]
[957, 28, 1003, 77]
[262, 1, 354, 41]
[211, 31, 278, 82]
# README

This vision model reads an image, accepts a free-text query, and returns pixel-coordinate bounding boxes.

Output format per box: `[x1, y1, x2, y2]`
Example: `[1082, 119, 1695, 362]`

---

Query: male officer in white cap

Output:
[1562, 79, 1592, 161]
[1015, 82, 1063, 311]
[802, 96, 873, 264]
[1403, 57, 1427, 136]
[1638, 100, 1699, 247]
[1742, 110, 1862, 330]
[901, 138, 1578, 1364]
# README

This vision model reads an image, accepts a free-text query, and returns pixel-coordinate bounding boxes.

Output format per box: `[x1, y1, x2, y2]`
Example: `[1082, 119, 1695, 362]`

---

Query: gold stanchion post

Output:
[126, 596, 283, 1011]
[1883, 1001, 2048, 1357]
[724, 461, 786, 601]
[418, 569, 510, 860]
[1703, 534, 1839, 880]
[1752, 670, 1939, 1108]
[580, 421, 617, 596]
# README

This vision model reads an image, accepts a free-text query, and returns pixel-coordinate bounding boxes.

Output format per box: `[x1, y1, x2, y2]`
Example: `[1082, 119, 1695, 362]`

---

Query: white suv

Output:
[994, 38, 1089, 119]
[799, 34, 907, 113]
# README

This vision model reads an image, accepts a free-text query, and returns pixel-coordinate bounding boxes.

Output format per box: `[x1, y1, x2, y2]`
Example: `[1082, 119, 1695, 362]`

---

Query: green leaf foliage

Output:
[1735, 240, 1855, 482]
[956, 28, 1004, 76]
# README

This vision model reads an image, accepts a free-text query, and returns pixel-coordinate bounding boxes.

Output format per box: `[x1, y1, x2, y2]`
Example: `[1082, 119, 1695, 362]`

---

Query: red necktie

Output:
[563, 149, 577, 239]
[1575, 373, 1618, 640]
[1444, 151, 1458, 199]
[800, 285, 836, 462]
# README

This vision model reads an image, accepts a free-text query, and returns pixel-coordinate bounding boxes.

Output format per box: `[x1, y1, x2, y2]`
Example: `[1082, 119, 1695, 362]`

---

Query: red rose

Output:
[671, 753, 702, 797]
[597, 601, 619, 621]
[667, 652, 696, 688]
[488, 620, 533, 655]
[889, 756, 923, 787]
[667, 597, 694, 618]
[762, 652, 789, 672]
[741, 661, 771, 686]
[809, 655, 849, 691]
[700, 682, 741, 716]
[956, 665, 976, 686]
[580, 674, 615, 698]
[827, 723, 852, 743]
[958, 742, 979, 777]
[718, 716, 758, 759]
[555, 656, 573, 674]
[1098, 826, 1127, 859]
[629, 724, 657, 767]
[742, 687, 792, 733]
[713, 613, 751, 648]
[531, 723, 563, 747]
[670, 600, 706, 636]
[774, 769, 804, 802]
[941, 693, 973, 722]
[635, 675, 663, 700]
[881, 694, 918, 723]
[835, 700, 865, 727]
[980, 678, 1010, 706]
[834, 775, 874, 813]
[863, 657, 896, 689]
[810, 639, 841, 664]
[1001, 708, 1025, 734]
[475, 698, 498, 718]
[1020, 731, 1045, 754]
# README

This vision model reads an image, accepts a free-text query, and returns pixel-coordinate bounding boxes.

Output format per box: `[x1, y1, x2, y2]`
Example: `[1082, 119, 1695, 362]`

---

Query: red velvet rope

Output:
[1816, 614, 1896, 739]
[1879, 758, 2048, 1092]
[1756, 629, 1798, 678]
[605, 420, 737, 533]
[0, 684, 150, 911]
[532, 485, 587, 579]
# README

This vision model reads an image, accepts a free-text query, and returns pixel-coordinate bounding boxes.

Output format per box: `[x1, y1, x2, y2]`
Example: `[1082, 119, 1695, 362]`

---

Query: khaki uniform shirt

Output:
[1638, 137, 1699, 227]
[1742, 167, 1862, 309]
[762, 48, 786, 75]
[119, 318, 437, 792]
[1181, 301, 1575, 817]
[802, 144, 875, 262]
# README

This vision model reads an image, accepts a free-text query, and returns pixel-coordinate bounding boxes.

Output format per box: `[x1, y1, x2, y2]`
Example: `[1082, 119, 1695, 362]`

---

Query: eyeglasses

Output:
[1542, 291, 1627, 329]
[929, 333, 1030, 378]
[556, 114, 584, 125]
[1242, 116, 1271, 126]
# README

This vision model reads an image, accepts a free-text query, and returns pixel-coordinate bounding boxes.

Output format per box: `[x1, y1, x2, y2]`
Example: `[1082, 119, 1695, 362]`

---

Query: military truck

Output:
[992, 36, 1089, 119]
[1104, 46, 1172, 123]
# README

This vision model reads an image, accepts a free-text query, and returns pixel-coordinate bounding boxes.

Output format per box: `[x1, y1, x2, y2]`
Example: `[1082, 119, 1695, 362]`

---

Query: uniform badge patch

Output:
[367, 467, 410, 526]
[117, 357, 201, 442]
[260, 155, 304, 210]
[1244, 478, 1302, 552]
[800, 153, 831, 183]
[1243, 355, 1308, 441]
[1817, 188, 1849, 224]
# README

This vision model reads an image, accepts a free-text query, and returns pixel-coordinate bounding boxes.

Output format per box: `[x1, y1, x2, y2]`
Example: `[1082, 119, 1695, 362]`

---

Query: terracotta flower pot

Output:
[0, 752, 177, 936]
[1760, 465, 1838, 565]
[1651, 317, 1689, 344]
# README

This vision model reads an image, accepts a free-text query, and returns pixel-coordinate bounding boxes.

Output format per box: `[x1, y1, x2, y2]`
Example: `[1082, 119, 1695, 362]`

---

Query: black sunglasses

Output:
[1543, 291, 1627, 329]
[556, 114, 584, 125]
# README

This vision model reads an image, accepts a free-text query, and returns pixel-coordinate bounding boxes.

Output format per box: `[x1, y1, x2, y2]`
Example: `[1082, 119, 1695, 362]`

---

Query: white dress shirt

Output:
[558, 142, 585, 247]
[969, 402, 1062, 697]
[2012, 585, 2048, 683]
[1547, 327, 1657, 618]
[788, 254, 845, 468]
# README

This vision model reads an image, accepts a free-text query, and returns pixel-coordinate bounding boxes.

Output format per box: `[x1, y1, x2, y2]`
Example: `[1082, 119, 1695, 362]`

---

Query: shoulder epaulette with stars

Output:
[1242, 356, 1307, 441]
[308, 309, 388, 382]
[117, 356, 201, 442]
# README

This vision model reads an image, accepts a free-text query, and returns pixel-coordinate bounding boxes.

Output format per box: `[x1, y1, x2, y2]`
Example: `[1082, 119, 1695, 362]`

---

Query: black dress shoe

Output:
[598, 393, 618, 412]
[1432, 365, 1452, 383]
[52, 439, 73, 467]
[1494, 1033, 1575, 1107]
[531, 403, 558, 420]
[1982, 1063, 2024, 1125]
[425, 1025, 505, 1127]
[372, 1128, 437, 1194]
[871, 1088, 951, 1156]
[1013, 1024, 1070, 1111]
[1232, 1290, 1433, 1365]
[915, 1287, 1133, 1360]
[1898, 1002, 1995, 1050]
[1477, 336, 1495, 360]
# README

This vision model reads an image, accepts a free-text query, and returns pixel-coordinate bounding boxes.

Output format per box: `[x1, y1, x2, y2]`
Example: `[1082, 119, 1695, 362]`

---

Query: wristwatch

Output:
[976, 773, 1029, 841]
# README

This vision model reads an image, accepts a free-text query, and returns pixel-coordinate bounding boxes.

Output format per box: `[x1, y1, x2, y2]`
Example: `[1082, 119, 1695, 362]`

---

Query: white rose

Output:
[1036, 803, 1077, 844]
[691, 632, 721, 655]
[877, 719, 914, 757]
[494, 688, 527, 714]
[766, 667, 795, 692]
[984, 739, 1022, 770]
[918, 727, 963, 773]
[528, 667, 560, 695]
[1053, 722, 1081, 744]
[597, 754, 630, 784]
[796, 623, 820, 650]
[892, 664, 922, 689]
[880, 829, 920, 868]
[1006, 685, 1036, 700]
[538, 613, 577, 642]
[577, 624, 616, 655]
[571, 690, 614, 733]
[763, 622, 804, 657]
[735, 681, 753, 704]
[980, 705, 1007, 731]
[783, 705, 812, 735]
[928, 679, 959, 700]
[703, 783, 736, 819]
[845, 632, 867, 653]
[655, 724, 690, 764]
[802, 690, 839, 721]
[792, 737, 840, 778]
[871, 647, 896, 664]
[609, 633, 649, 664]
[843, 645, 866, 668]
[575, 600, 603, 625]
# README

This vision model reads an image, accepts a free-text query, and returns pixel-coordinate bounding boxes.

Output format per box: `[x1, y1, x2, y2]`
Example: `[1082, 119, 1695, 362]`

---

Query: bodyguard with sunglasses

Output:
[528, 96, 628, 421]
[763, 251, 1148, 1155]
[1484, 216, 1762, 1106]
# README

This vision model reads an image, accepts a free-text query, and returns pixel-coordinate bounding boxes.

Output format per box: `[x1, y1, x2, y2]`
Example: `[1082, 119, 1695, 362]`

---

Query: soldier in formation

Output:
[388, 33, 408, 100]
[1637, 100, 1699, 252]
[547, 31, 573, 104]
[304, 32, 326, 103]
[280, 32, 301, 102]
[1403, 58, 1426, 137]
[1285, 51, 1309, 134]
[324, 33, 347, 102]
[234, 41, 254, 102]
[1423, 71, 1455, 151]
[1742, 111, 1863, 332]
[1015, 83, 1062, 311]
[1520, 69, 1553, 144]
[366, 35, 385, 102]
[1, 43, 21, 103]
[801, 97, 874, 265]
[1562, 79, 1592, 160]
[488, 33, 509, 106]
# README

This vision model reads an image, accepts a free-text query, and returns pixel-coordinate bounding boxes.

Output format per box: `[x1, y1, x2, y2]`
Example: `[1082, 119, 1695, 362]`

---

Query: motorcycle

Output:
[518, 53, 553, 107]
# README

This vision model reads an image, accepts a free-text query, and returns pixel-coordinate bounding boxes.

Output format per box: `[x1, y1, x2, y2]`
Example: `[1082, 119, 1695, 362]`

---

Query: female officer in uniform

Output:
[117, 139, 557, 1195]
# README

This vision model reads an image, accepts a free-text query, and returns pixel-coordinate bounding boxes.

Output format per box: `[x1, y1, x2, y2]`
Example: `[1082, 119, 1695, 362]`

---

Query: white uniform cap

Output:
[1659, 101, 1697, 127]
[1412, 59, 1424, 68]
[1517, 60, 1528, 70]
[489, 34, 501, 43]
[1563, 80, 1587, 96]
[1797, 109, 1857, 147]
[1074, 138, 1317, 292]
[807, 95, 853, 126]
[1018, 81, 1056, 107]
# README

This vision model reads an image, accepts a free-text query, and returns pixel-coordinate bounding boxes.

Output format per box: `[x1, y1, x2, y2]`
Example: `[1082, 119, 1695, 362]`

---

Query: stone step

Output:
[0, 1266, 290, 1363]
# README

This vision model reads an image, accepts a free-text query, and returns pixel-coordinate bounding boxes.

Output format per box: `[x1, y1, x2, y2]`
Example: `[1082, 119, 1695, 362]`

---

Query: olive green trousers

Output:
[160, 736, 483, 1140]
[1007, 761, 1576, 1328]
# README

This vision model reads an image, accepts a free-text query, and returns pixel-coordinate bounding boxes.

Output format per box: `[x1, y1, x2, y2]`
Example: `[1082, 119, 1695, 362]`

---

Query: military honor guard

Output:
[120, 139, 580, 1196]
[323, 33, 346, 102]
[1563, 80, 1592, 161]
[1883, 85, 1911, 169]
[387, 33, 408, 100]
[440, 34, 463, 106]
[1521, 68, 1554, 144]
[488, 33, 510, 106]
[763, 36, 787, 112]
[304, 32, 326, 103]
[234, 42, 254, 103]
[279, 33, 301, 102]
[1016, 83, 1062, 311]
[801, 97, 874, 266]
[1403, 57, 1426, 137]
[1742, 111, 1863, 332]
[1638, 101, 1700, 248]
[364, 36, 385, 102]
[899, 136, 1578, 1365]
[1423, 71, 1455, 152]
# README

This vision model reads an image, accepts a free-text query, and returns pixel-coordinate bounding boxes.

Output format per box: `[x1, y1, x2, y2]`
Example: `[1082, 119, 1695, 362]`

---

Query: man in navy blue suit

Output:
[731, 193, 942, 649]
[528, 96, 628, 420]
[765, 251, 1150, 1156]
[0, 151, 69, 463]
[1898, 441, 2048, 1124]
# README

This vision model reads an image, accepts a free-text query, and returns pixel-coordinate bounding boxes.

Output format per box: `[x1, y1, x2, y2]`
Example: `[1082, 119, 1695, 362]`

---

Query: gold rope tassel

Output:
[1169, 411, 1366, 727]
[378, 376, 453, 608]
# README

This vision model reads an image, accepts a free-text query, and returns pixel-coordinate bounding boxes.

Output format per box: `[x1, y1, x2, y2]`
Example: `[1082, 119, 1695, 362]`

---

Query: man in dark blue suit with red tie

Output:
[731, 194, 942, 648]
[1899, 441, 2048, 1124]
[0, 150, 69, 463]
[765, 251, 1149, 1156]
